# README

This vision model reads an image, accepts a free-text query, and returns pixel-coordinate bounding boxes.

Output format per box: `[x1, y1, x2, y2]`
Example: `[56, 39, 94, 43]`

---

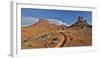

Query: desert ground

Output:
[21, 16, 92, 49]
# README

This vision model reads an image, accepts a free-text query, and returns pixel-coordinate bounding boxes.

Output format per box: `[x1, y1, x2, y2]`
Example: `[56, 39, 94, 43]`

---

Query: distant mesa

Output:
[36, 19, 49, 26]
[30, 18, 68, 28]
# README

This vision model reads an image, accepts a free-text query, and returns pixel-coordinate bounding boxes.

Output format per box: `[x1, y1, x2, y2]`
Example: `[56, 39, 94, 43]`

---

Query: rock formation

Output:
[21, 16, 92, 49]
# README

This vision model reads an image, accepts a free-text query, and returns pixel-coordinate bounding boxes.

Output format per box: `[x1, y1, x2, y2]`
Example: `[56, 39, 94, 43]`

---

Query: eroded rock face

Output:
[21, 16, 92, 49]
[70, 16, 92, 29]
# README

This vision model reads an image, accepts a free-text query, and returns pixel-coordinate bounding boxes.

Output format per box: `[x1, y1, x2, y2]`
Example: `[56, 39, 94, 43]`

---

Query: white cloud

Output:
[21, 16, 39, 26]
[47, 19, 69, 26]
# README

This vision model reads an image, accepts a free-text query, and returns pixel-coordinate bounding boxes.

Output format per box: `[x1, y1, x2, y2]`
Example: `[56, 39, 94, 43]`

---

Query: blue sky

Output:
[21, 8, 92, 26]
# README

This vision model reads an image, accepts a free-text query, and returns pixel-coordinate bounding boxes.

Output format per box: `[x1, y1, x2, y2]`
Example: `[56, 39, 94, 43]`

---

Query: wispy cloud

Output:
[21, 16, 39, 26]
[47, 19, 69, 26]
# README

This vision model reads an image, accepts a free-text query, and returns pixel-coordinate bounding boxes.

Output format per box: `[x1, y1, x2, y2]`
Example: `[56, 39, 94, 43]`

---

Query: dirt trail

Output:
[59, 32, 67, 47]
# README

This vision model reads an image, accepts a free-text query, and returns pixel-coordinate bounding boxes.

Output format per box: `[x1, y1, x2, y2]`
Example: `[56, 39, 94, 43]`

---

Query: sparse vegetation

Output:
[21, 16, 92, 49]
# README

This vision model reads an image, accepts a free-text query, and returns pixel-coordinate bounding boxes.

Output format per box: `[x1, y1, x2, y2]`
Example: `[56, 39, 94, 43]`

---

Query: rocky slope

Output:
[21, 16, 92, 49]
